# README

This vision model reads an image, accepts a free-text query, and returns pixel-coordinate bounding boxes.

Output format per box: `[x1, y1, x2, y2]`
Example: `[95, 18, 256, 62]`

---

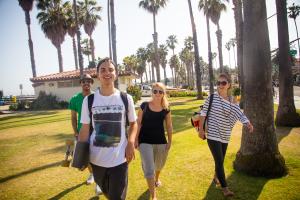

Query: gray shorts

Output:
[139, 143, 169, 178]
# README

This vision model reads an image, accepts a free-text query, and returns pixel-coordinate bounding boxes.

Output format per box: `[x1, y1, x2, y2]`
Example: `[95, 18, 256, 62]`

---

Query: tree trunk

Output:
[293, 19, 300, 59]
[163, 67, 167, 85]
[188, 0, 203, 99]
[151, 63, 155, 82]
[152, 12, 160, 82]
[206, 14, 214, 95]
[275, 0, 300, 126]
[107, 0, 112, 58]
[233, 0, 244, 107]
[89, 35, 95, 63]
[233, 0, 287, 177]
[145, 64, 149, 83]
[216, 23, 223, 73]
[110, 0, 118, 88]
[73, 0, 83, 76]
[57, 44, 63, 73]
[25, 11, 36, 77]
[72, 37, 78, 70]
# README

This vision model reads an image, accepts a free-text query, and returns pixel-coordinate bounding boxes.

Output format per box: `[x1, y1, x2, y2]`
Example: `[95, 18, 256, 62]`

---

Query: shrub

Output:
[9, 100, 31, 111]
[232, 87, 241, 96]
[30, 91, 68, 110]
[127, 85, 141, 104]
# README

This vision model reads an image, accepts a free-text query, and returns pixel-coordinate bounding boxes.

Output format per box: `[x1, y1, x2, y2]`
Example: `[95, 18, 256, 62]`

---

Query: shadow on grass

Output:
[137, 189, 150, 200]
[203, 171, 269, 200]
[172, 106, 200, 134]
[0, 111, 59, 121]
[276, 127, 293, 144]
[48, 181, 86, 200]
[0, 117, 69, 130]
[0, 161, 61, 184]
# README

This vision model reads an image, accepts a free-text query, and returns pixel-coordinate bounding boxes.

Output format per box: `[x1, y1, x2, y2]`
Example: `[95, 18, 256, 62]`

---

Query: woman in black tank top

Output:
[135, 82, 173, 200]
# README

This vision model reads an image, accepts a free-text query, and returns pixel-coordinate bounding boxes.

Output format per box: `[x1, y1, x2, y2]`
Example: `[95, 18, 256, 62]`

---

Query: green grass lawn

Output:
[0, 97, 300, 200]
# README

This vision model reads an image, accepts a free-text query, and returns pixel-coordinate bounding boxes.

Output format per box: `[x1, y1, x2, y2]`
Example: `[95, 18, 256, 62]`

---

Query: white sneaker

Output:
[86, 174, 94, 185]
[95, 184, 103, 196]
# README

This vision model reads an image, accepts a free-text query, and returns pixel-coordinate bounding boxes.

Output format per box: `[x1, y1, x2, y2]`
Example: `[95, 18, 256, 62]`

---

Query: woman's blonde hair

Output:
[152, 82, 169, 109]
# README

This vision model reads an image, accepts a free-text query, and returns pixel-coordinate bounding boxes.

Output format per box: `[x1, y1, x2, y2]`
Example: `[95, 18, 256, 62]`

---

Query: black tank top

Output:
[139, 102, 170, 144]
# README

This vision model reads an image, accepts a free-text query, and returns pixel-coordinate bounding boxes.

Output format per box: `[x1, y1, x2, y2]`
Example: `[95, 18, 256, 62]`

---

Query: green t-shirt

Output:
[69, 92, 85, 132]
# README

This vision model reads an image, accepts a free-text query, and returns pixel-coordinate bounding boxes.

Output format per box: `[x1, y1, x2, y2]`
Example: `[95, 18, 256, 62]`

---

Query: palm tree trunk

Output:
[233, 0, 244, 106]
[110, 0, 118, 88]
[187, 0, 203, 99]
[151, 63, 155, 82]
[72, 37, 78, 70]
[216, 24, 224, 73]
[206, 14, 214, 95]
[233, 45, 237, 70]
[228, 49, 231, 68]
[107, 0, 112, 58]
[293, 19, 300, 59]
[73, 0, 83, 76]
[152, 12, 160, 82]
[233, 0, 287, 177]
[275, 0, 300, 126]
[25, 11, 36, 77]
[145, 65, 149, 83]
[163, 67, 167, 85]
[57, 44, 63, 72]
[89, 36, 95, 63]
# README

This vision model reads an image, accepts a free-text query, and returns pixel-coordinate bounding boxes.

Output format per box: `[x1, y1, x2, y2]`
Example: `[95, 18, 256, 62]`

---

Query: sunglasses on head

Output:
[153, 89, 164, 94]
[81, 80, 92, 84]
[216, 81, 228, 86]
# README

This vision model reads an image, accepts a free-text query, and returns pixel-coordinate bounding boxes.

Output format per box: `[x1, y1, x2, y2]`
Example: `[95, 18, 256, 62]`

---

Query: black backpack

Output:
[87, 92, 129, 136]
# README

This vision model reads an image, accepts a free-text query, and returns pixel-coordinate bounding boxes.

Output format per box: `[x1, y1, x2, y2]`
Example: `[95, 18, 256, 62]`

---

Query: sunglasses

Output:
[153, 89, 164, 94]
[216, 81, 228, 86]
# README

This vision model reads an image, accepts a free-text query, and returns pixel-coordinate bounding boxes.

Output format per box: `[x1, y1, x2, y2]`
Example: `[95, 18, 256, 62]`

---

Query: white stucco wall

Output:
[33, 77, 133, 101]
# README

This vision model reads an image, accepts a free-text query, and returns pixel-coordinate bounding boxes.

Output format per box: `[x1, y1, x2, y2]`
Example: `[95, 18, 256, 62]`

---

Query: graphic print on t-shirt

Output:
[93, 105, 122, 147]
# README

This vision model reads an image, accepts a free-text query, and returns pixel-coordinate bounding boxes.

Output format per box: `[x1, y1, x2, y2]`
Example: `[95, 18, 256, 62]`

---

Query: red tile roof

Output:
[30, 68, 137, 82]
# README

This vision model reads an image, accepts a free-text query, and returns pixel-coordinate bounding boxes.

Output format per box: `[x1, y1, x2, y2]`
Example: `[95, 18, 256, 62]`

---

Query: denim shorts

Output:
[139, 143, 169, 178]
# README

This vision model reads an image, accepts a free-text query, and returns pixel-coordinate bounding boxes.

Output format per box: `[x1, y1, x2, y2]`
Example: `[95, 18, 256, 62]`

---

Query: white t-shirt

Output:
[81, 89, 137, 167]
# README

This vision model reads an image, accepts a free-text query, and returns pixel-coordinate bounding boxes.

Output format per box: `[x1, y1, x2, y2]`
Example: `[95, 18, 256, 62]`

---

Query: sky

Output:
[0, 0, 299, 96]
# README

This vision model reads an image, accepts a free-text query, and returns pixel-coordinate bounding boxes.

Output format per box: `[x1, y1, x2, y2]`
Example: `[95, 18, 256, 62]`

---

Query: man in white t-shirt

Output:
[79, 58, 137, 200]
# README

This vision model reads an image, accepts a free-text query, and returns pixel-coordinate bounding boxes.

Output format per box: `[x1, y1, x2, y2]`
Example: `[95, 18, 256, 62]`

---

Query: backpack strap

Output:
[88, 93, 94, 136]
[203, 94, 214, 130]
[120, 92, 129, 127]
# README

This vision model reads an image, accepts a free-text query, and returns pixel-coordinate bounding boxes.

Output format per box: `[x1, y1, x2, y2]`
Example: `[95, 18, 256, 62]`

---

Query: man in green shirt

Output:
[69, 74, 102, 196]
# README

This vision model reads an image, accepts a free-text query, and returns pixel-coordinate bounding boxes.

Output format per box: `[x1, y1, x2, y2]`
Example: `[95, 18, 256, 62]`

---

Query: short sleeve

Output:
[127, 94, 137, 123]
[68, 96, 76, 111]
[80, 96, 90, 125]
[140, 102, 147, 110]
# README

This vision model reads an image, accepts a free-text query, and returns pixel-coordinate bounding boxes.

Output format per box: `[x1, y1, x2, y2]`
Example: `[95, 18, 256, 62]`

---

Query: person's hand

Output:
[74, 132, 79, 138]
[125, 141, 135, 163]
[246, 122, 254, 133]
[198, 128, 206, 140]
[165, 142, 171, 151]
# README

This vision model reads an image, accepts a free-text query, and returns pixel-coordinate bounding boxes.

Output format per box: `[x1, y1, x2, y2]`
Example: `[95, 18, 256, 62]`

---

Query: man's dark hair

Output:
[96, 57, 116, 73]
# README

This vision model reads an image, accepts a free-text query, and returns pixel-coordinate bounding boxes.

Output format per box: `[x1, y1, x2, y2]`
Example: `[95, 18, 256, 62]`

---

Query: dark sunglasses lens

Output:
[159, 91, 163, 94]
[217, 81, 227, 86]
[153, 90, 158, 94]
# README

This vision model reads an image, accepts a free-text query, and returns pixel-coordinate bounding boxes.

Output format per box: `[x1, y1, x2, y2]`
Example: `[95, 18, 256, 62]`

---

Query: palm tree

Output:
[139, 0, 168, 82]
[187, 0, 203, 98]
[73, 0, 84, 76]
[230, 38, 237, 69]
[225, 41, 231, 68]
[288, 3, 300, 59]
[65, 2, 78, 70]
[212, 52, 217, 68]
[169, 54, 180, 87]
[37, 0, 68, 73]
[199, 0, 214, 95]
[233, 0, 287, 177]
[18, 0, 36, 77]
[159, 44, 169, 85]
[81, 38, 91, 62]
[166, 34, 178, 56]
[146, 42, 156, 82]
[109, 0, 118, 88]
[107, 0, 112, 58]
[136, 48, 148, 84]
[233, 0, 244, 106]
[209, 0, 228, 73]
[78, 0, 101, 64]
[275, 0, 300, 126]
